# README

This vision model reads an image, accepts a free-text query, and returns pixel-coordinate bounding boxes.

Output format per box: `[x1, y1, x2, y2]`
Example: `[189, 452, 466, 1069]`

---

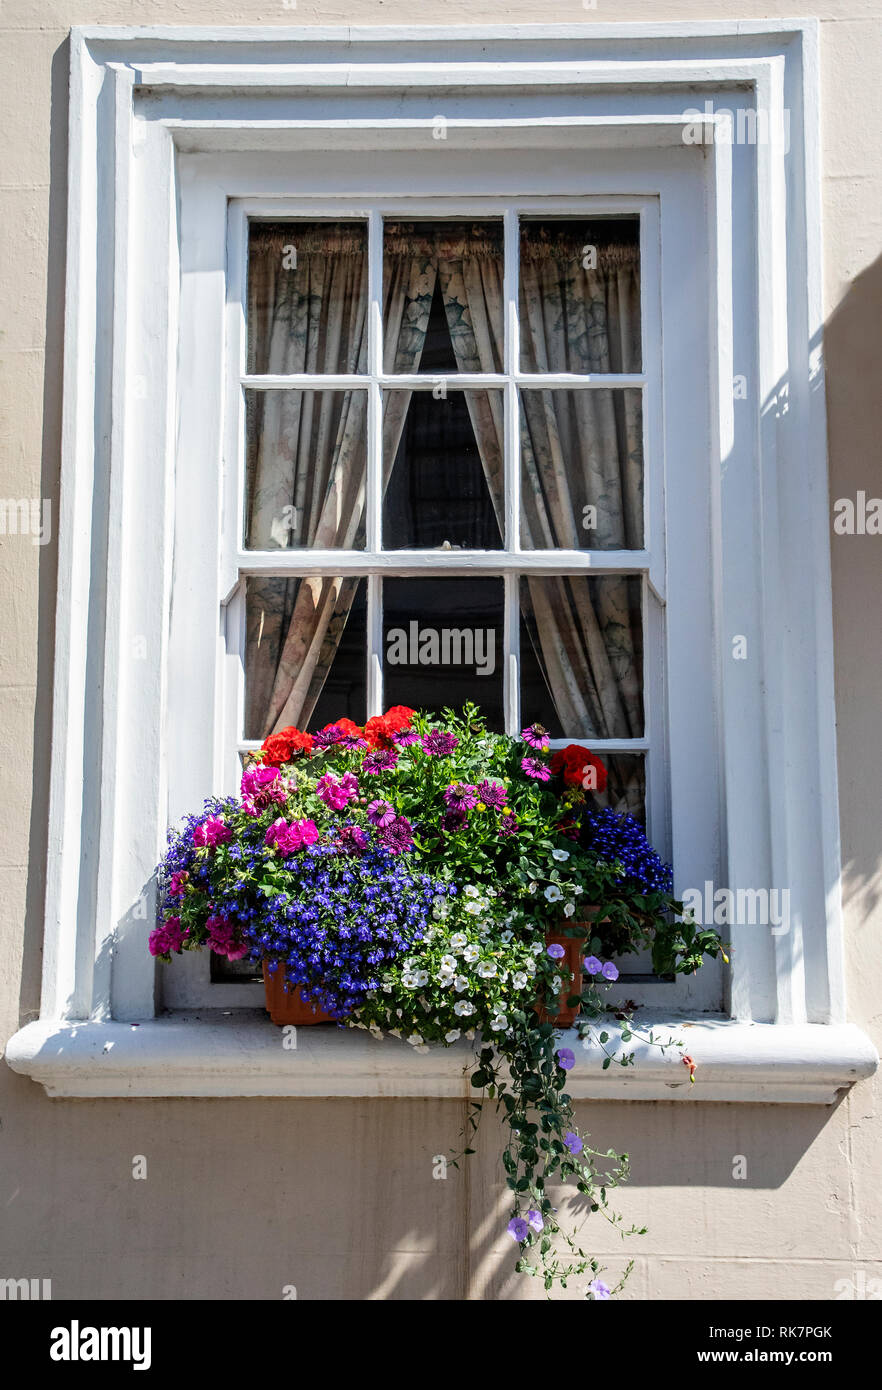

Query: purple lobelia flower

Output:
[521, 723, 550, 750]
[520, 756, 551, 782]
[507, 1217, 529, 1243]
[421, 730, 459, 757]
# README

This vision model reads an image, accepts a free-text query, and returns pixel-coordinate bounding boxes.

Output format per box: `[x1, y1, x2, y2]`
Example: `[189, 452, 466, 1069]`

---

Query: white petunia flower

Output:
[464, 900, 482, 916]
[551, 976, 562, 992]
[439, 954, 457, 971]
[564, 901, 576, 917]
[528, 881, 538, 895]
[464, 885, 481, 898]
[477, 960, 498, 979]
[512, 971, 528, 989]
[490, 1014, 508, 1031]
[544, 885, 563, 902]
[414, 970, 429, 987]
[529, 941, 544, 956]
[552, 848, 570, 862]
[523, 958, 537, 975]
[444, 1029, 461, 1043]
[463, 944, 480, 962]
[369, 1026, 384, 1041]
[454, 975, 469, 992]
[454, 1000, 476, 1016]
[449, 932, 468, 951]
[407, 1032, 424, 1047]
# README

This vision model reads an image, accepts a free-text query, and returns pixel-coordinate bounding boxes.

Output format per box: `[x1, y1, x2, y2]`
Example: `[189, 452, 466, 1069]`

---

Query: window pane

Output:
[519, 388, 643, 549]
[244, 576, 366, 739]
[583, 752, 646, 823]
[520, 575, 643, 738]
[382, 221, 504, 374]
[383, 576, 504, 729]
[247, 220, 368, 376]
[519, 217, 641, 374]
[244, 390, 367, 551]
[383, 389, 503, 549]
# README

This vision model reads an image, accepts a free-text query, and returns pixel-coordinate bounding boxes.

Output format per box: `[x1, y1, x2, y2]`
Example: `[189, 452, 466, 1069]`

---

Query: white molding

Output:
[8, 19, 875, 1102]
[6, 1016, 876, 1105]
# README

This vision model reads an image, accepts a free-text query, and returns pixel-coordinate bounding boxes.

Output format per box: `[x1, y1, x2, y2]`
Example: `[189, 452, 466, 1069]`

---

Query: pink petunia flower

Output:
[316, 772, 359, 811]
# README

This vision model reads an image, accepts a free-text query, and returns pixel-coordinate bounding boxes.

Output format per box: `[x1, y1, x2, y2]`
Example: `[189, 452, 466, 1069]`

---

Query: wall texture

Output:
[1, 2, 880, 1300]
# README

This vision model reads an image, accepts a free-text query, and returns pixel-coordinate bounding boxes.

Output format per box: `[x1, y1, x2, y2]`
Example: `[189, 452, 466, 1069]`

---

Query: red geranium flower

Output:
[261, 726, 314, 767]
[364, 715, 394, 750]
[383, 705, 415, 732]
[549, 744, 608, 792]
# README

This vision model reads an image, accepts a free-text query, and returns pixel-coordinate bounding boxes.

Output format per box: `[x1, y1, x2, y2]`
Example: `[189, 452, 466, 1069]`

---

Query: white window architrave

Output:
[6, 22, 877, 1102]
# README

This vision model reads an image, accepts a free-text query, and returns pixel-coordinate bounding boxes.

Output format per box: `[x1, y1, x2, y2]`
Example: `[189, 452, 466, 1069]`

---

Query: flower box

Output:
[262, 962, 336, 1025]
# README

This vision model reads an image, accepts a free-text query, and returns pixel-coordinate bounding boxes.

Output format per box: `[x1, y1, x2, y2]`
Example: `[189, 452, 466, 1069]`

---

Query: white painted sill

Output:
[5, 1014, 877, 1104]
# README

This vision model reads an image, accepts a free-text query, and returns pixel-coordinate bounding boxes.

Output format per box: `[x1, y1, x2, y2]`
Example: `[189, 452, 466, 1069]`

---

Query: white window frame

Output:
[6, 22, 877, 1103]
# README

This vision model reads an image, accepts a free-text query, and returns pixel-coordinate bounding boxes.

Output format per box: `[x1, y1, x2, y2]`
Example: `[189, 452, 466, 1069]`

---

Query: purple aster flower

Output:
[556, 1047, 575, 1071]
[394, 729, 421, 746]
[507, 1217, 529, 1243]
[477, 779, 507, 810]
[547, 942, 566, 960]
[367, 799, 396, 828]
[585, 955, 602, 975]
[363, 749, 399, 774]
[587, 1279, 611, 1300]
[444, 782, 478, 812]
[526, 1209, 544, 1233]
[564, 1131, 583, 1154]
[311, 724, 348, 750]
[441, 807, 468, 833]
[521, 756, 551, 782]
[498, 814, 519, 839]
[601, 961, 619, 981]
[377, 815, 413, 854]
[422, 730, 459, 757]
[521, 723, 550, 750]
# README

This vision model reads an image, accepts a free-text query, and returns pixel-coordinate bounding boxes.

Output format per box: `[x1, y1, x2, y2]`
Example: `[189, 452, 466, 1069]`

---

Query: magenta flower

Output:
[240, 765, 286, 815]
[316, 771, 359, 811]
[556, 1047, 576, 1071]
[444, 782, 478, 812]
[394, 729, 421, 746]
[602, 961, 619, 981]
[337, 824, 369, 855]
[193, 814, 231, 848]
[585, 955, 603, 975]
[421, 731, 459, 757]
[507, 1217, 529, 1243]
[377, 815, 414, 854]
[521, 723, 550, 750]
[205, 913, 247, 961]
[477, 779, 507, 809]
[564, 1131, 583, 1154]
[367, 799, 396, 828]
[547, 942, 565, 960]
[520, 757, 551, 782]
[363, 749, 399, 774]
[498, 814, 519, 838]
[168, 871, 189, 897]
[265, 817, 319, 855]
[148, 916, 189, 957]
[312, 724, 365, 750]
[441, 807, 468, 833]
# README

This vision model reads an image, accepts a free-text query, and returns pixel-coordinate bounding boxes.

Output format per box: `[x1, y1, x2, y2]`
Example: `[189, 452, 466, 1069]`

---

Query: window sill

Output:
[5, 1014, 877, 1104]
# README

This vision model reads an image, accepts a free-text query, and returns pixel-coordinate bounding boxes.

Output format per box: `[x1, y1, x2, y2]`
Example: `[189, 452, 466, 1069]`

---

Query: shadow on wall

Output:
[824, 251, 882, 926]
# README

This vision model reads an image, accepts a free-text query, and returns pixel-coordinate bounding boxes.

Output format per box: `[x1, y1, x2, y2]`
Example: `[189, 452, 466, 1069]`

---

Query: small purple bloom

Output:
[601, 961, 619, 981]
[444, 782, 478, 812]
[521, 723, 550, 750]
[521, 756, 551, 782]
[363, 749, 399, 774]
[477, 779, 507, 809]
[421, 731, 459, 757]
[338, 824, 369, 855]
[316, 771, 359, 811]
[498, 814, 519, 839]
[441, 807, 468, 833]
[168, 870, 189, 897]
[585, 955, 603, 975]
[377, 815, 414, 854]
[367, 799, 396, 828]
[394, 729, 421, 746]
[507, 1217, 529, 1243]
[547, 942, 565, 960]
[564, 1131, 583, 1154]
[587, 1279, 611, 1300]
[556, 1047, 576, 1071]
[527, 1209, 544, 1233]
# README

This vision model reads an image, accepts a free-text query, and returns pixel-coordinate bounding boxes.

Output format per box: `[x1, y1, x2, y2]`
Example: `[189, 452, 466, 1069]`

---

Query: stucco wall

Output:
[1, 1, 880, 1300]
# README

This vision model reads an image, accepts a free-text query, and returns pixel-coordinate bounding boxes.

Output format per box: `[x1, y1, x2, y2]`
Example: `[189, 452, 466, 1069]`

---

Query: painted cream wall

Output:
[1, 2, 880, 1300]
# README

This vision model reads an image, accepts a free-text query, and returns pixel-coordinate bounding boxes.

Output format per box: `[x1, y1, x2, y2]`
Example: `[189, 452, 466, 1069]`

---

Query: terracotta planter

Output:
[262, 963, 336, 1025]
[538, 933, 585, 1026]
